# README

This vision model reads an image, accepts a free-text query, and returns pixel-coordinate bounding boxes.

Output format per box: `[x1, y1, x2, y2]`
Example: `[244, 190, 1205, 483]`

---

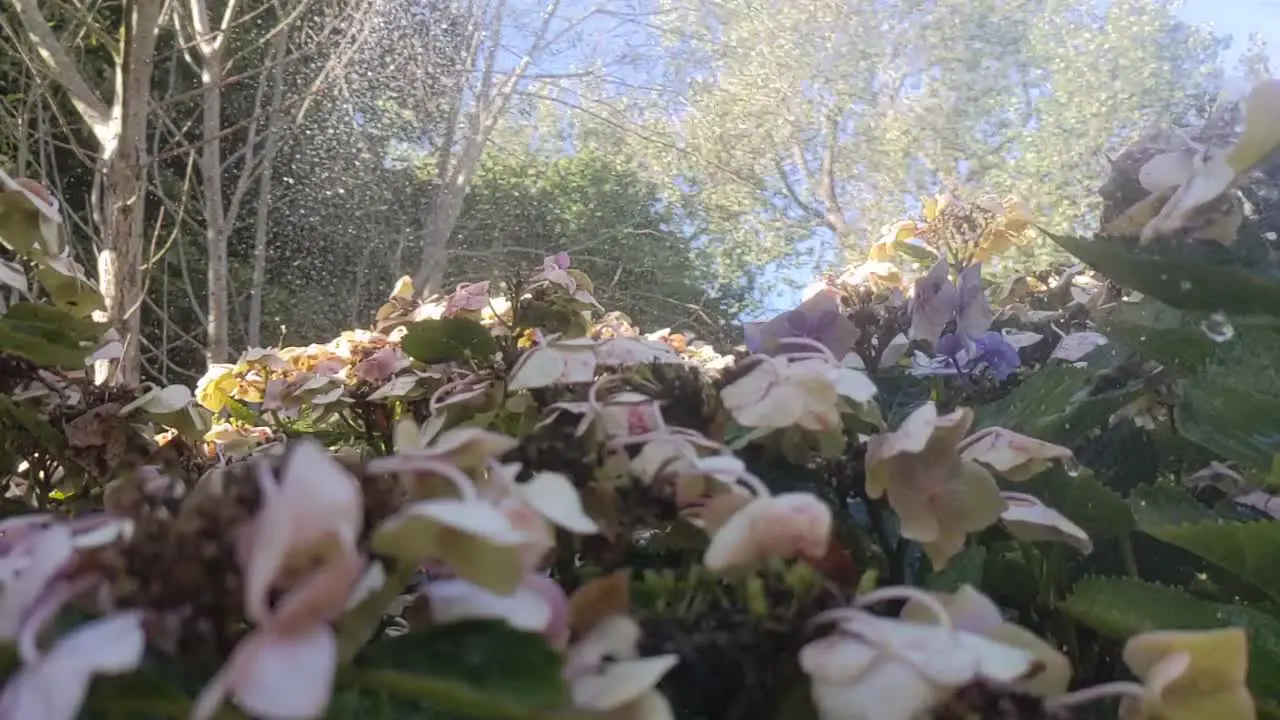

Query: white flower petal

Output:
[1050, 332, 1109, 362]
[1000, 492, 1093, 554]
[519, 471, 599, 535]
[572, 655, 679, 712]
[424, 578, 552, 632]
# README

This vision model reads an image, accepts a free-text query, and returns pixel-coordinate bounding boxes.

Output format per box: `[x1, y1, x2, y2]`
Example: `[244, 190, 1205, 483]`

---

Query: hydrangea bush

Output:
[2, 80, 1280, 720]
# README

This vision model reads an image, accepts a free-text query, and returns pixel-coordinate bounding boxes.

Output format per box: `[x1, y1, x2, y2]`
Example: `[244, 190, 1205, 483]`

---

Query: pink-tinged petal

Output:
[0, 524, 74, 639]
[354, 347, 408, 383]
[498, 496, 556, 568]
[195, 625, 339, 720]
[526, 573, 571, 649]
[233, 627, 338, 719]
[702, 493, 832, 572]
[0, 611, 145, 720]
[908, 259, 958, 344]
[243, 442, 363, 622]
[273, 554, 368, 634]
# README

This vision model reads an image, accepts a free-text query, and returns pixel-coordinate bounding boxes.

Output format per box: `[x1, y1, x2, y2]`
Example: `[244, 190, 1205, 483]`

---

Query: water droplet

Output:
[1179, 280, 1192, 291]
[1199, 312, 1235, 342]
[1062, 457, 1082, 477]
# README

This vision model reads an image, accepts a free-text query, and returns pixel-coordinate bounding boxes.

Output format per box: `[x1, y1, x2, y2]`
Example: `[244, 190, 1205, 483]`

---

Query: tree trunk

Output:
[198, 48, 229, 363]
[95, 157, 145, 386]
[93, 0, 164, 386]
[246, 29, 291, 347]
[413, 179, 470, 296]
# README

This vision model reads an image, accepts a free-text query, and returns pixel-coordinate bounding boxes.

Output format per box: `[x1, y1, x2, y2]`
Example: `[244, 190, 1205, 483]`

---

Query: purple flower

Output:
[742, 289, 858, 357]
[973, 331, 1021, 381]
[908, 260, 995, 351]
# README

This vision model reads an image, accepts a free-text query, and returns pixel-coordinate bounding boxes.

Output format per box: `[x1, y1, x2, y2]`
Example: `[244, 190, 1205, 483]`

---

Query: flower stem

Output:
[1045, 681, 1146, 711]
[1119, 534, 1140, 578]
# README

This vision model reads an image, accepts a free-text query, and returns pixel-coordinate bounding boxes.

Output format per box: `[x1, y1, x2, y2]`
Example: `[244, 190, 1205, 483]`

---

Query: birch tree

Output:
[6, 0, 165, 385]
[171, 0, 366, 362]
[406, 0, 640, 295]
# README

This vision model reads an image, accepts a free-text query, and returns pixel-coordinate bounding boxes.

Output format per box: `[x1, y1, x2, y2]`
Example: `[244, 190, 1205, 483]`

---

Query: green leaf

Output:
[1050, 232, 1280, 318]
[0, 317, 88, 368]
[972, 366, 1141, 445]
[892, 240, 939, 263]
[401, 318, 499, 367]
[0, 395, 66, 451]
[353, 620, 569, 718]
[1177, 377, 1280, 472]
[1096, 297, 1218, 374]
[1137, 519, 1280, 603]
[4, 301, 106, 342]
[1000, 466, 1135, 542]
[925, 544, 986, 592]
[1129, 483, 1215, 527]
[1061, 577, 1280, 700]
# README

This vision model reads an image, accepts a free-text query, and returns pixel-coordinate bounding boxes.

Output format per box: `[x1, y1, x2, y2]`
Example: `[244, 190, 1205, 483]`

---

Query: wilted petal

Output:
[955, 263, 993, 342]
[958, 427, 1072, 482]
[702, 493, 832, 572]
[1050, 331, 1109, 362]
[355, 347, 409, 383]
[908, 260, 958, 344]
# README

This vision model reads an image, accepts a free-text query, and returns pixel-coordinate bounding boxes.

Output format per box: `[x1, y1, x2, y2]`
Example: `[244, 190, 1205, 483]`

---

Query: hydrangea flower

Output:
[930, 329, 1021, 381]
[908, 260, 996, 350]
[864, 403, 1005, 569]
[801, 586, 1042, 720]
[743, 288, 858, 358]
[899, 584, 1072, 696]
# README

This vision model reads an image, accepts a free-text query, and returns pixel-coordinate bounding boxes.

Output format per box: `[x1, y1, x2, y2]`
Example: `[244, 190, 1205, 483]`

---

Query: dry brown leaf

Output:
[568, 569, 631, 639]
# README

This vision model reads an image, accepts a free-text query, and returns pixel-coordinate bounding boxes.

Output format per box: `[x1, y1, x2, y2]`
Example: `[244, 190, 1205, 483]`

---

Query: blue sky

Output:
[745, 0, 1280, 319]
[482, 0, 1280, 321]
